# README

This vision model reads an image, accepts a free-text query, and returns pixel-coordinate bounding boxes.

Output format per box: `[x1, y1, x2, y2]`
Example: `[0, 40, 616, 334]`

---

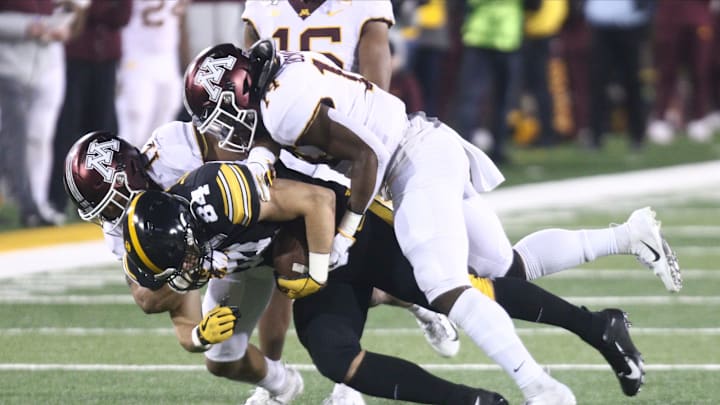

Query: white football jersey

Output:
[103, 121, 205, 259]
[262, 51, 408, 159]
[242, 0, 394, 71]
[122, 0, 184, 57]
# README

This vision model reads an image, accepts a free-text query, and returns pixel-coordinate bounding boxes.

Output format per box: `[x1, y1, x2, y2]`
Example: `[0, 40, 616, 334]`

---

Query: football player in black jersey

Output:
[124, 160, 645, 403]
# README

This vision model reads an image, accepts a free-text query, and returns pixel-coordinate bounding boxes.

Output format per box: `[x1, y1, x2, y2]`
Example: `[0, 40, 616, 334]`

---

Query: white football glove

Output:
[329, 210, 363, 269]
[329, 232, 354, 270]
[246, 147, 276, 202]
[202, 250, 230, 278]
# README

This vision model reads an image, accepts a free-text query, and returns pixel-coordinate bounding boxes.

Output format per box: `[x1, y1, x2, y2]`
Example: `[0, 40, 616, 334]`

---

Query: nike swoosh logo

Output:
[200, 314, 210, 332]
[513, 360, 525, 373]
[641, 241, 661, 262]
[619, 357, 642, 380]
[327, 8, 345, 16]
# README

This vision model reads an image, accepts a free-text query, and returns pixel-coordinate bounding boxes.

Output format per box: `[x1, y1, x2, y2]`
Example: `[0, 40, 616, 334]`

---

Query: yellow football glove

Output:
[276, 274, 325, 300]
[191, 305, 240, 350]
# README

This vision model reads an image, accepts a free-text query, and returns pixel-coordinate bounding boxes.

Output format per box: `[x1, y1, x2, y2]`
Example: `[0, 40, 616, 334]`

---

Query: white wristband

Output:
[338, 210, 363, 238]
[247, 146, 277, 165]
[191, 325, 211, 351]
[308, 252, 329, 284]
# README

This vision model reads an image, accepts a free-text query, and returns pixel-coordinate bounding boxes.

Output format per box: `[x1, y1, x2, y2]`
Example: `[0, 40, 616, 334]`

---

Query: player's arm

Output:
[358, 20, 392, 91]
[165, 289, 207, 352]
[258, 178, 335, 284]
[300, 104, 388, 219]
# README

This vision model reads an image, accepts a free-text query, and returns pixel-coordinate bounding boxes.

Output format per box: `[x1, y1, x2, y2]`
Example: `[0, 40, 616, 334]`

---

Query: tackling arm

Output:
[358, 20, 392, 91]
[301, 104, 388, 217]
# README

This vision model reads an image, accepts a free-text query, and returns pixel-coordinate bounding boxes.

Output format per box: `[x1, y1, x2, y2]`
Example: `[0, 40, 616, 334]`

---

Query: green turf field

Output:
[1, 184, 718, 404]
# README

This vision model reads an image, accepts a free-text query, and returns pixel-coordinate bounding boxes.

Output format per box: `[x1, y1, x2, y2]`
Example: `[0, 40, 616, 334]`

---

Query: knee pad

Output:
[301, 318, 361, 383]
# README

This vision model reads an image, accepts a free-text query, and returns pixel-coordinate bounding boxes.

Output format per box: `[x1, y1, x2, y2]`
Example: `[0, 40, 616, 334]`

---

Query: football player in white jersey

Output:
[64, 126, 648, 402]
[182, 41, 682, 404]
[64, 128, 311, 404]
[242, 6, 461, 402]
[115, 0, 186, 148]
[242, 0, 393, 88]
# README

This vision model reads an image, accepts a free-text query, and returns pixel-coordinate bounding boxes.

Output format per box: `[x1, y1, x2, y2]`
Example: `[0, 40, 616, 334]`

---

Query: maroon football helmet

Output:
[183, 43, 258, 153]
[63, 131, 150, 229]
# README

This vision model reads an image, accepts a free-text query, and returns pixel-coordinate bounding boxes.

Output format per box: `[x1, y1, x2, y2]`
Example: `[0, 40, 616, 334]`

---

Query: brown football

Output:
[272, 219, 309, 279]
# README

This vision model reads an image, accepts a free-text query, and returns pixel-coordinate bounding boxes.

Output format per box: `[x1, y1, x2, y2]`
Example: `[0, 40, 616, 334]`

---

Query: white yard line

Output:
[0, 363, 718, 372]
[2, 327, 720, 336]
[1, 294, 718, 305]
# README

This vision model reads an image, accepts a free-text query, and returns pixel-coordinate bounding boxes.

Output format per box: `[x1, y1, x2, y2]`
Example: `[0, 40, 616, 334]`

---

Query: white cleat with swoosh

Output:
[625, 207, 683, 292]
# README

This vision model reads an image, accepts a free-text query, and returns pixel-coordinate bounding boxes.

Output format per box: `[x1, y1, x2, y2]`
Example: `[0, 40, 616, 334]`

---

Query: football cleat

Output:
[244, 387, 271, 405]
[594, 308, 645, 396]
[522, 374, 576, 405]
[474, 389, 509, 405]
[625, 207, 682, 292]
[322, 383, 365, 405]
[415, 312, 461, 358]
[245, 366, 304, 405]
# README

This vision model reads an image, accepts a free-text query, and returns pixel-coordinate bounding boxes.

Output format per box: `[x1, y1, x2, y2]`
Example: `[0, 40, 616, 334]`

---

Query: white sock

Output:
[408, 304, 436, 323]
[448, 288, 544, 389]
[514, 227, 624, 280]
[257, 358, 286, 394]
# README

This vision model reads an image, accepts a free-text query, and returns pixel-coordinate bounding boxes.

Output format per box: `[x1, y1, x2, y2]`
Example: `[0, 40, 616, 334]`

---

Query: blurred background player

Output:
[0, 0, 87, 227]
[584, 0, 653, 150]
[177, 0, 246, 122]
[648, 0, 715, 143]
[452, 0, 525, 165]
[241, 4, 459, 403]
[115, 0, 186, 148]
[184, 0, 246, 64]
[48, 0, 132, 217]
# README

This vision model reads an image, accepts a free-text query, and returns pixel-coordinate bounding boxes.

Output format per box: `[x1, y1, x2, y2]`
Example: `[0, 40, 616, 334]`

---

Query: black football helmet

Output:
[63, 131, 150, 229]
[123, 190, 212, 292]
[182, 40, 278, 153]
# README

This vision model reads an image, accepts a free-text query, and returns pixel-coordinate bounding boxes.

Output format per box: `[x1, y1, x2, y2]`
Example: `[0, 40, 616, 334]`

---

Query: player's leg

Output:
[488, 276, 645, 396]
[257, 287, 292, 361]
[369, 287, 459, 358]
[389, 131, 574, 404]
[25, 44, 66, 224]
[462, 190, 681, 292]
[513, 207, 682, 291]
[294, 281, 507, 404]
[115, 60, 155, 148]
[202, 268, 303, 403]
[150, 68, 183, 138]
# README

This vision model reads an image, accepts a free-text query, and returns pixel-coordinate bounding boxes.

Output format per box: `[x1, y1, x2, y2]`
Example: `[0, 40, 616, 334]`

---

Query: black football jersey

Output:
[170, 162, 280, 270]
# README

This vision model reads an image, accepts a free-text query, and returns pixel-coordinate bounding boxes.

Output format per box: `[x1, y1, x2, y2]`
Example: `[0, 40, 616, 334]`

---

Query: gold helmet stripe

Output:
[126, 192, 163, 275]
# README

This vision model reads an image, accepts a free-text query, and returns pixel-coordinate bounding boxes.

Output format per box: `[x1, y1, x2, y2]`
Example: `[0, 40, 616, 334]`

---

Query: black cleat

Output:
[595, 308, 645, 396]
[473, 390, 509, 405]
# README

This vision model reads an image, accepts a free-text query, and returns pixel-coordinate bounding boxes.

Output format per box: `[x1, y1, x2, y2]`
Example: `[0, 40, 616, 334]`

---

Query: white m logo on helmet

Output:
[85, 139, 120, 183]
[195, 55, 237, 102]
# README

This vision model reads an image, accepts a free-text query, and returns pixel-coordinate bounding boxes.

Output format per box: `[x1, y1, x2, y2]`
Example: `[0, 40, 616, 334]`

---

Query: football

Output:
[272, 219, 309, 279]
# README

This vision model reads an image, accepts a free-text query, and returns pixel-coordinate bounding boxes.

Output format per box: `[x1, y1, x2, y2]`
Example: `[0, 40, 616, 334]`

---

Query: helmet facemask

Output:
[197, 90, 258, 153]
[153, 212, 214, 292]
[77, 170, 144, 232]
